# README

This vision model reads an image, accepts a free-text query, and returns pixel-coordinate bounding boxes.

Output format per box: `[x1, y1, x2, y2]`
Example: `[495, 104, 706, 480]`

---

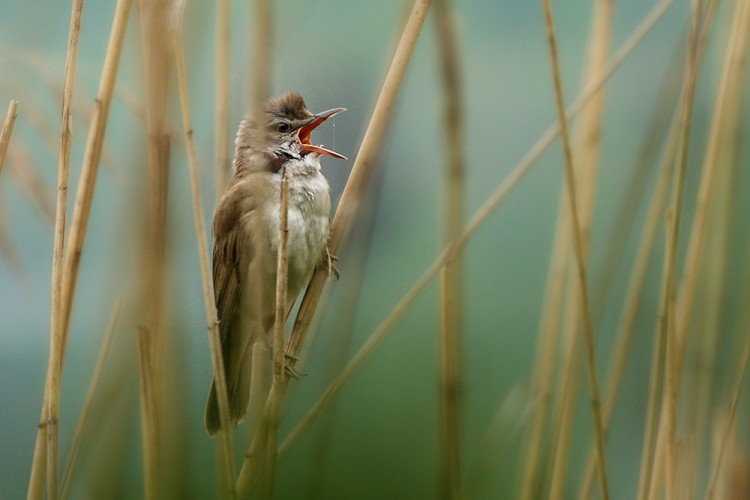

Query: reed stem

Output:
[285, 0, 433, 364]
[434, 0, 465, 497]
[174, 26, 237, 499]
[540, 0, 610, 497]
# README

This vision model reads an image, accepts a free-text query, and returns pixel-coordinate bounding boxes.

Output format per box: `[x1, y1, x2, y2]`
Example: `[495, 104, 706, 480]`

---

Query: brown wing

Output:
[212, 224, 247, 340]
[205, 183, 255, 435]
[211, 177, 256, 340]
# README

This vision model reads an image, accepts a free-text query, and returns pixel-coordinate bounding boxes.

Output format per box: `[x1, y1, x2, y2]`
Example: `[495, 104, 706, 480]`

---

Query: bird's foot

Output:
[284, 352, 306, 379]
[325, 248, 340, 280]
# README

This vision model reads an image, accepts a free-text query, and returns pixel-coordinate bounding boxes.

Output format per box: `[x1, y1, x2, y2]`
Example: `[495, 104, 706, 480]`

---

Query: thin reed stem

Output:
[60, 298, 121, 500]
[263, 167, 290, 498]
[0, 99, 18, 175]
[135, 327, 159, 500]
[540, 1, 610, 498]
[545, 0, 613, 496]
[655, 1, 703, 497]
[675, 0, 750, 382]
[46, 2, 84, 498]
[235, 171, 291, 497]
[29, 1, 132, 497]
[705, 250, 750, 500]
[173, 27, 237, 499]
[519, 210, 568, 500]
[521, 7, 674, 495]
[135, 2, 178, 496]
[285, 0, 433, 365]
[434, 0, 464, 498]
[59, 0, 132, 336]
[684, 0, 750, 490]
[580, 120, 678, 500]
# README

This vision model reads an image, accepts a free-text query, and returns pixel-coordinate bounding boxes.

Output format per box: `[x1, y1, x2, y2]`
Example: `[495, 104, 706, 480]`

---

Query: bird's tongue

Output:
[297, 107, 347, 160]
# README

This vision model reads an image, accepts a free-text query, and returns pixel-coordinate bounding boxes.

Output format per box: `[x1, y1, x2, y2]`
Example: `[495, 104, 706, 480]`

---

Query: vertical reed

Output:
[286, 0, 433, 366]
[434, 0, 465, 497]
[173, 24, 237, 498]
[134, 1, 177, 496]
[45, 2, 84, 498]
[540, 0, 610, 498]
[28, 0, 133, 496]
[653, 1, 703, 497]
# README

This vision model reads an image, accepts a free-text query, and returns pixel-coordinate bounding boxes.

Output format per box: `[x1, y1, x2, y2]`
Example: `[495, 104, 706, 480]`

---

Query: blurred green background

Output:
[2, 0, 747, 498]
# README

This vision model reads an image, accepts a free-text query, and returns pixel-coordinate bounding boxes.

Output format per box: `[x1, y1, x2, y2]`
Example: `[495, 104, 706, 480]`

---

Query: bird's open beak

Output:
[297, 107, 347, 160]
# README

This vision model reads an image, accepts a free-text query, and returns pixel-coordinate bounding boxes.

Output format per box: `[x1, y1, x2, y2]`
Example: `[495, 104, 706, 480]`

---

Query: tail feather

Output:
[204, 339, 271, 435]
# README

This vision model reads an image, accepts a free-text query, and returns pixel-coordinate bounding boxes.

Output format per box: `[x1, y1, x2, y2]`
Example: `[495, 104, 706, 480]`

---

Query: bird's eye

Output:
[276, 122, 290, 133]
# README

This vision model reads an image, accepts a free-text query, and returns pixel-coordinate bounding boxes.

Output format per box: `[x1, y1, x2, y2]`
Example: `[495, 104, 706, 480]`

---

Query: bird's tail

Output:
[205, 340, 271, 436]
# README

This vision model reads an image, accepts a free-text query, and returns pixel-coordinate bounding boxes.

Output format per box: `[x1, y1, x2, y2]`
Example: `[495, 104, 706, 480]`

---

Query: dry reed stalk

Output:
[636, 9, 719, 500]
[591, 41, 683, 321]
[262, 168, 291, 498]
[236, 174, 291, 499]
[687, 168, 732, 496]
[520, 3, 674, 497]
[28, 1, 132, 497]
[434, 0, 464, 498]
[173, 28, 237, 499]
[0, 99, 18, 174]
[579, 123, 679, 500]
[638, 7, 716, 500]
[674, 0, 750, 388]
[279, 1, 675, 457]
[547, 320, 581, 500]
[135, 327, 160, 500]
[653, 1, 703, 497]
[573, 0, 612, 246]
[518, 213, 569, 500]
[285, 0, 433, 364]
[59, 0, 132, 336]
[45, 2, 84, 498]
[234, 172, 291, 497]
[215, 0, 230, 197]
[705, 253, 750, 499]
[60, 298, 121, 499]
[545, 1, 613, 497]
[135, 1, 178, 496]
[540, 0, 610, 498]
[684, 0, 750, 486]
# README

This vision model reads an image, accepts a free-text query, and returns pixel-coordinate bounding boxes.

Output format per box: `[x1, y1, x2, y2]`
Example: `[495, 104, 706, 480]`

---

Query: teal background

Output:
[2, 0, 747, 498]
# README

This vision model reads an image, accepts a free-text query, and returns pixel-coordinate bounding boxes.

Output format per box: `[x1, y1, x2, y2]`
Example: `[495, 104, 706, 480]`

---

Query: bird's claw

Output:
[284, 352, 306, 379]
[325, 248, 340, 280]
[284, 365, 305, 379]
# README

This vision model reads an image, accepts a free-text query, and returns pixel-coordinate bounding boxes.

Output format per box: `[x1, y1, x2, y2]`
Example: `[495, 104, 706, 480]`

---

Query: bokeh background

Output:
[1, 0, 748, 498]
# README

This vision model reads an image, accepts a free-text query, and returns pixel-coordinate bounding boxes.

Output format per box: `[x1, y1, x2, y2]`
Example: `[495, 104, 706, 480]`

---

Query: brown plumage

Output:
[205, 92, 346, 435]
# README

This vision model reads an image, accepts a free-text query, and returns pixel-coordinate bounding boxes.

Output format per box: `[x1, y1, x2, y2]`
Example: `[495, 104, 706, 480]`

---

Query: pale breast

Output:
[261, 162, 331, 293]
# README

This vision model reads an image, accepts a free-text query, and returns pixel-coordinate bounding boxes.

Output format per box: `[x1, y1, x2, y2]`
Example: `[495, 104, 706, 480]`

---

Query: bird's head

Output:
[234, 92, 346, 173]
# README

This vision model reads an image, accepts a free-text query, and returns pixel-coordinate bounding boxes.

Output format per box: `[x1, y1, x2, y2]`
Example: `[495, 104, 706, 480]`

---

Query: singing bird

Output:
[205, 92, 346, 435]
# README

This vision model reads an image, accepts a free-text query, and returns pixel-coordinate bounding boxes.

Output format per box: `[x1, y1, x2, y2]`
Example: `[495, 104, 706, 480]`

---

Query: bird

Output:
[205, 92, 346, 435]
